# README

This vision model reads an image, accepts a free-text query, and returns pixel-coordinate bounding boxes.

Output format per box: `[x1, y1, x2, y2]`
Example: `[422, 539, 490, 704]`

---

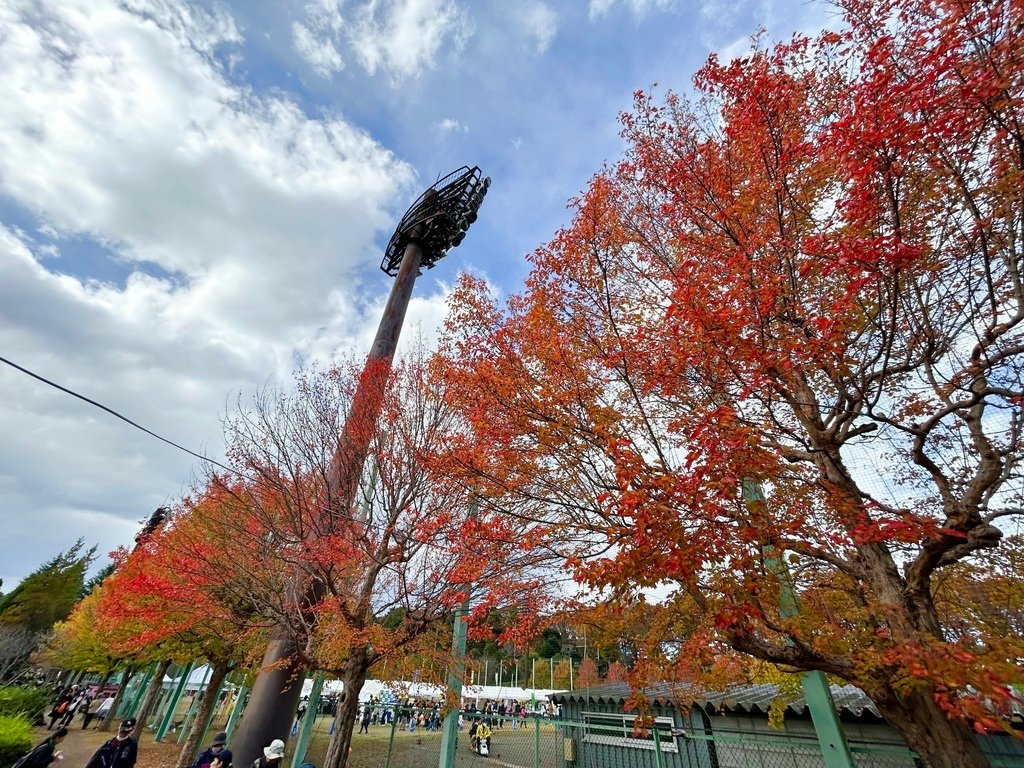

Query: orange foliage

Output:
[435, 0, 1024, 761]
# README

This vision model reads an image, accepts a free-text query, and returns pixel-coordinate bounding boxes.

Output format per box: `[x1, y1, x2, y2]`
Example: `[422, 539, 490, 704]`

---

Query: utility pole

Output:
[230, 168, 491, 768]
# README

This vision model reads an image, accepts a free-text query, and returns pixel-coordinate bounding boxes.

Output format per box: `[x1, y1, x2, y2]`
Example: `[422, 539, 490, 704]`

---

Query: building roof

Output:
[549, 682, 882, 719]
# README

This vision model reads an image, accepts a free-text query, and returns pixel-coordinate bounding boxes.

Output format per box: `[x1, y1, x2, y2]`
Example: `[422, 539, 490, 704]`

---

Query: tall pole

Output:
[742, 480, 855, 768]
[156, 661, 194, 742]
[229, 167, 490, 768]
[437, 603, 468, 768]
[230, 238, 425, 768]
[291, 673, 325, 768]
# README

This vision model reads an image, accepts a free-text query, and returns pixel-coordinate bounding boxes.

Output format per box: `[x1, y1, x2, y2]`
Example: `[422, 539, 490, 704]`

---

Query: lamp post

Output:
[230, 167, 491, 768]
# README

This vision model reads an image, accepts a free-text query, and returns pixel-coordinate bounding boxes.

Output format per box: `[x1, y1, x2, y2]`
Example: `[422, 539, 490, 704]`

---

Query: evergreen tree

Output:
[0, 539, 96, 632]
[80, 563, 115, 599]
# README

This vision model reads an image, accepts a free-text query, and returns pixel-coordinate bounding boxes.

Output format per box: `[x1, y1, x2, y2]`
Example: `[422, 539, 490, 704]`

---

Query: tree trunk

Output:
[230, 631, 306, 768]
[872, 685, 990, 768]
[177, 660, 231, 768]
[323, 649, 372, 768]
[99, 667, 136, 732]
[138, 659, 173, 731]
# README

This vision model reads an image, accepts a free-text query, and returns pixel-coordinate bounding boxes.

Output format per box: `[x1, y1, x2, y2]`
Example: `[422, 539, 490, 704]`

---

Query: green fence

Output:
[274, 707, 1024, 768]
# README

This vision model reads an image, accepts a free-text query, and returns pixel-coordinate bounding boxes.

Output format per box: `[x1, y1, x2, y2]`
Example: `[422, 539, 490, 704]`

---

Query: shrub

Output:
[0, 688, 48, 723]
[0, 715, 33, 768]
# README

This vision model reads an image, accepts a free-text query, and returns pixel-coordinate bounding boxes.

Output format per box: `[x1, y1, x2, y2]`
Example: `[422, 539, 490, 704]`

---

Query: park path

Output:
[32, 724, 182, 768]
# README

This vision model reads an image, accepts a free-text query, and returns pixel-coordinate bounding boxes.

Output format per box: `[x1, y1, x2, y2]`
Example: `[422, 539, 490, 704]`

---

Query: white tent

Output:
[162, 665, 218, 691]
[461, 685, 557, 708]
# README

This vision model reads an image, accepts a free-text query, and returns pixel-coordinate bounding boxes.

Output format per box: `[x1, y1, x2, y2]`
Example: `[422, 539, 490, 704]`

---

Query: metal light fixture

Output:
[380, 165, 490, 276]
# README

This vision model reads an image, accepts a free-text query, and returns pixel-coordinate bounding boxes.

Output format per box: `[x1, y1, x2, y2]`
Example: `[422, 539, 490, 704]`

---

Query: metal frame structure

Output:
[380, 165, 490, 276]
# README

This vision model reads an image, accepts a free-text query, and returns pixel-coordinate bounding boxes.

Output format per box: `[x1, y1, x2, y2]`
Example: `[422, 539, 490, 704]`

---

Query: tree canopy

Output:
[0, 540, 95, 633]
[436, 0, 1024, 765]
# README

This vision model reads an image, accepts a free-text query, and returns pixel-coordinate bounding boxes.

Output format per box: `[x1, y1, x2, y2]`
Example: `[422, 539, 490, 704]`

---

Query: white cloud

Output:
[291, 0, 471, 83]
[515, 1, 557, 55]
[348, 0, 471, 81]
[436, 118, 467, 134]
[292, 21, 344, 77]
[588, 0, 673, 21]
[0, 0, 424, 586]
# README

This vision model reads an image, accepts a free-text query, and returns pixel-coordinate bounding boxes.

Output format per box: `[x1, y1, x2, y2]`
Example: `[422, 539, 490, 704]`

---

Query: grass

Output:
[38, 714, 565, 768]
[297, 716, 566, 768]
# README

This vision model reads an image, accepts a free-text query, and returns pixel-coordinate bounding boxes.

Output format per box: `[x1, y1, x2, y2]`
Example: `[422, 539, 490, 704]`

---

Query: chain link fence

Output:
[280, 707, 995, 768]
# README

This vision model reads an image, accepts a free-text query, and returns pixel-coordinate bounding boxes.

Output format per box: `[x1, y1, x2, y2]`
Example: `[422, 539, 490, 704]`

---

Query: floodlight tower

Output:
[230, 167, 490, 768]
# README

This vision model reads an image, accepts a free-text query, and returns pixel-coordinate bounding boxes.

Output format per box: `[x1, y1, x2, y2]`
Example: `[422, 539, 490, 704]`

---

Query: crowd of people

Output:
[45, 686, 118, 731]
[15, 685, 296, 768]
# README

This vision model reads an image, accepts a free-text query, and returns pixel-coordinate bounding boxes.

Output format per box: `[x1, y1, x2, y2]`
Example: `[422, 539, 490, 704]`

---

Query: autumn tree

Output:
[95, 505, 262, 765]
[437, 0, 1024, 765]
[205, 348, 551, 768]
[37, 587, 120, 688]
[576, 657, 600, 688]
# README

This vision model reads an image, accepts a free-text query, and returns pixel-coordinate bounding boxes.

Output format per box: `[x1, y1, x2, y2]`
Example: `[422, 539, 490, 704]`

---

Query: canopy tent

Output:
[163, 665, 218, 691]
[295, 677, 556, 706]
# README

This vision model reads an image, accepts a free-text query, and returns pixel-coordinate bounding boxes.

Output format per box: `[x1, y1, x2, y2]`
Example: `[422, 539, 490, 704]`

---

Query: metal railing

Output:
[274, 707, 1024, 768]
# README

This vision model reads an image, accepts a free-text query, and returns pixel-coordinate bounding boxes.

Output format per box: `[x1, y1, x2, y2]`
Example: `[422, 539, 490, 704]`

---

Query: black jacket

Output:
[193, 747, 233, 768]
[85, 736, 138, 768]
[18, 738, 60, 768]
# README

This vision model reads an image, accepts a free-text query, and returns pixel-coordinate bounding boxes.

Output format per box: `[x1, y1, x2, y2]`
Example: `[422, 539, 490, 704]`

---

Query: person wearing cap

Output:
[250, 739, 285, 768]
[84, 719, 138, 768]
[192, 732, 232, 768]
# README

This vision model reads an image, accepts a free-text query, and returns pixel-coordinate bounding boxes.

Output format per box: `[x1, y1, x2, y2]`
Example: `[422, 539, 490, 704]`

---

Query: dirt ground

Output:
[33, 724, 182, 768]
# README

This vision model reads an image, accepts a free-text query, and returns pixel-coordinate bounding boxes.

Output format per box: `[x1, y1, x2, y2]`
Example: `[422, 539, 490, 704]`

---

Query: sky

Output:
[0, 0, 830, 590]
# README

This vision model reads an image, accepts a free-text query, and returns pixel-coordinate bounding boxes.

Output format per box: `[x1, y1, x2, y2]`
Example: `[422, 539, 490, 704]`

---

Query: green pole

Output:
[653, 725, 666, 768]
[148, 664, 177, 731]
[742, 480, 855, 768]
[290, 673, 324, 768]
[533, 716, 540, 768]
[225, 685, 249, 742]
[384, 707, 398, 768]
[121, 668, 152, 718]
[438, 604, 468, 768]
[196, 671, 230, 749]
[178, 667, 212, 744]
[156, 661, 195, 742]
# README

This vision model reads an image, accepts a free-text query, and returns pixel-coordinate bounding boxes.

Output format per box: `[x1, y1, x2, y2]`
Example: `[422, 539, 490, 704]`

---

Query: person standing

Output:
[358, 707, 371, 734]
[84, 719, 138, 768]
[95, 694, 115, 726]
[15, 727, 66, 767]
[47, 694, 73, 730]
[60, 693, 87, 729]
[192, 732, 232, 768]
[249, 740, 285, 768]
[82, 696, 105, 730]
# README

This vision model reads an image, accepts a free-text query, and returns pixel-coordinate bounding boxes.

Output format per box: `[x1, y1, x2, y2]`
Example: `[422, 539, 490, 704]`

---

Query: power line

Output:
[0, 353, 237, 476]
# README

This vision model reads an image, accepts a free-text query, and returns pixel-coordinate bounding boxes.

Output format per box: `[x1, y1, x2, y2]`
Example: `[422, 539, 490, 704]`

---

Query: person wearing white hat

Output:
[250, 740, 285, 768]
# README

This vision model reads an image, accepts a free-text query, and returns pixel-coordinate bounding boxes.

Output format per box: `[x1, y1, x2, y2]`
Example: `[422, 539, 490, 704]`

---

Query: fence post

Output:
[384, 709, 398, 768]
[225, 685, 249, 742]
[438, 602, 468, 768]
[290, 673, 324, 768]
[148, 664, 177, 731]
[120, 666, 152, 718]
[195, 671, 230, 748]
[156, 661, 194, 742]
[743, 480, 856, 768]
[534, 716, 541, 768]
[178, 666, 213, 744]
[653, 726, 666, 768]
